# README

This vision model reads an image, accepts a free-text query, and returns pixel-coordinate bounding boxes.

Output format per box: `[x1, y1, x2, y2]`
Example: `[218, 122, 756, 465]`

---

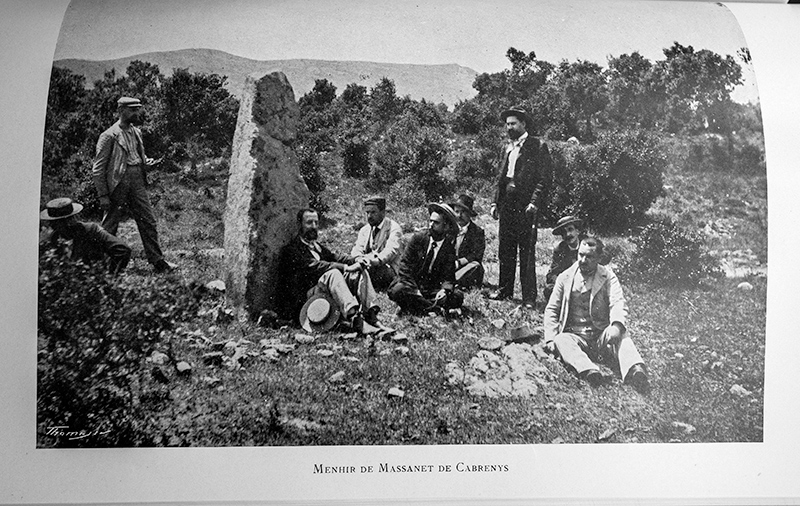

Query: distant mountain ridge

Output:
[53, 48, 479, 108]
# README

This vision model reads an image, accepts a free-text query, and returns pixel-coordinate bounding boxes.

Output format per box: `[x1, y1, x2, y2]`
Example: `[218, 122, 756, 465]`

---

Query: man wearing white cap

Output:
[351, 196, 403, 291]
[92, 96, 175, 273]
[40, 197, 131, 274]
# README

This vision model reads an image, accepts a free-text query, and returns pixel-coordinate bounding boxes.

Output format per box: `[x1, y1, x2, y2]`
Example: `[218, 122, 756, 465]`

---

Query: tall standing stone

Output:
[224, 72, 310, 318]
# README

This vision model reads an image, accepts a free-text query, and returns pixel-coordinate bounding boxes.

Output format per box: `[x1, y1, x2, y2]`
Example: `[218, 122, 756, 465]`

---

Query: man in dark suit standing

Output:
[489, 106, 552, 309]
[451, 194, 485, 290]
[388, 203, 464, 315]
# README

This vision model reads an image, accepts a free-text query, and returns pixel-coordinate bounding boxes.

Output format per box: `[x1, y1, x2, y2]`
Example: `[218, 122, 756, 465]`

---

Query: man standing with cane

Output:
[92, 96, 175, 273]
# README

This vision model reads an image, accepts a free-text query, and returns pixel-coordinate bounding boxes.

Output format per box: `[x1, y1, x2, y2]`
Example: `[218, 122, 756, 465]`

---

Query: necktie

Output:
[367, 226, 378, 253]
[422, 241, 437, 273]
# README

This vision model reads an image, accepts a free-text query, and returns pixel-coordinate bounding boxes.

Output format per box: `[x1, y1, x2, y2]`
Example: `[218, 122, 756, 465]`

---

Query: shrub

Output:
[342, 140, 371, 178]
[625, 217, 722, 286]
[545, 130, 666, 233]
[37, 245, 200, 447]
[297, 146, 328, 216]
[369, 112, 452, 202]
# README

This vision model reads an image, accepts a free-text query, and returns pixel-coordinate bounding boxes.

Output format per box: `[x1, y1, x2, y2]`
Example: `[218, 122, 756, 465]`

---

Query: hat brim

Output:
[299, 293, 341, 333]
[552, 218, 583, 236]
[451, 201, 476, 217]
[500, 109, 529, 124]
[40, 203, 83, 221]
[428, 202, 459, 232]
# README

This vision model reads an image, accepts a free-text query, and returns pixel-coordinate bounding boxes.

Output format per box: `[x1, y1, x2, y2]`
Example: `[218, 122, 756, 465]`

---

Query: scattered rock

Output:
[317, 349, 335, 357]
[329, 371, 345, 383]
[379, 348, 393, 356]
[674, 353, 684, 359]
[282, 417, 322, 433]
[730, 384, 752, 397]
[224, 341, 238, 354]
[387, 387, 405, 398]
[395, 346, 410, 355]
[294, 333, 316, 344]
[341, 332, 358, 340]
[551, 437, 565, 444]
[737, 281, 754, 291]
[491, 319, 506, 329]
[341, 356, 360, 362]
[175, 361, 192, 374]
[478, 337, 504, 351]
[598, 428, 617, 442]
[263, 348, 280, 361]
[671, 421, 696, 435]
[206, 280, 226, 292]
[507, 325, 541, 343]
[390, 332, 409, 343]
[148, 351, 169, 365]
[202, 376, 221, 387]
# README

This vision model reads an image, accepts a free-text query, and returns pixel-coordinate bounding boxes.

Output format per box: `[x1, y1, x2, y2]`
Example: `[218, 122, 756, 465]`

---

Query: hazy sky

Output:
[54, 0, 758, 102]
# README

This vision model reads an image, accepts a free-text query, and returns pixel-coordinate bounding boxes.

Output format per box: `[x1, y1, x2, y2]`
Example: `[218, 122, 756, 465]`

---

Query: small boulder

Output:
[387, 387, 405, 398]
[737, 281, 754, 291]
[175, 361, 192, 374]
[329, 371, 346, 383]
[206, 279, 226, 292]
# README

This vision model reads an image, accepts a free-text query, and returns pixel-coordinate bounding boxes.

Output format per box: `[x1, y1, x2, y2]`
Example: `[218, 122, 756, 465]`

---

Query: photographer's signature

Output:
[46, 425, 111, 440]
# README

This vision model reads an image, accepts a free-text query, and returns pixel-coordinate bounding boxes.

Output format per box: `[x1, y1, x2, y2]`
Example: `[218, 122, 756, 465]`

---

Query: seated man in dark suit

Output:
[388, 203, 464, 316]
[451, 194, 485, 290]
[40, 197, 131, 274]
[544, 215, 584, 302]
[278, 208, 381, 331]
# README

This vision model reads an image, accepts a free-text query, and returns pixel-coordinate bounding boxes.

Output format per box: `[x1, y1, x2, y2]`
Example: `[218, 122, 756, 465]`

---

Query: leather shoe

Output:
[625, 364, 650, 394]
[153, 259, 177, 273]
[363, 306, 380, 326]
[488, 291, 511, 301]
[582, 369, 605, 387]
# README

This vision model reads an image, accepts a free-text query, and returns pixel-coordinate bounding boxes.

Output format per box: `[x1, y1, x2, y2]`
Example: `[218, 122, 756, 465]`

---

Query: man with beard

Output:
[279, 208, 381, 331]
[489, 106, 552, 309]
[388, 203, 464, 315]
[451, 194, 485, 290]
[350, 196, 403, 291]
[544, 236, 649, 393]
[92, 97, 175, 273]
[39, 197, 131, 274]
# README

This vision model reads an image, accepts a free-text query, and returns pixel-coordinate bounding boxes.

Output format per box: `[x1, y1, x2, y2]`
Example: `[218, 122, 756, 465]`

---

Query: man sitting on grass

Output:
[278, 208, 382, 332]
[451, 194, 486, 290]
[350, 196, 403, 291]
[544, 215, 584, 302]
[544, 236, 649, 393]
[388, 203, 464, 316]
[40, 197, 131, 274]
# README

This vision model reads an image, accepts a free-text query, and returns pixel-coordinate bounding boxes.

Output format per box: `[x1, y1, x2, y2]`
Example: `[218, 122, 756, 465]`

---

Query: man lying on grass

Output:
[278, 208, 383, 334]
[544, 236, 650, 394]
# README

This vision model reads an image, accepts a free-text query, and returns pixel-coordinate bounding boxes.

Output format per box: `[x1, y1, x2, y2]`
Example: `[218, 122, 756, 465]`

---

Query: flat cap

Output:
[117, 96, 142, 108]
[363, 196, 387, 211]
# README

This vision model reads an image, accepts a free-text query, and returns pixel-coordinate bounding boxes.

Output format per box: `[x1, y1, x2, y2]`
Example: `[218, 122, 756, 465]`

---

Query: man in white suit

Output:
[351, 196, 403, 291]
[544, 236, 649, 393]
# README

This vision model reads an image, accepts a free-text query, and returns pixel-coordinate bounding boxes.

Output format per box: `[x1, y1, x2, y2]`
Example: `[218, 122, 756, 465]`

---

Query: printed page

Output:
[1, 0, 798, 503]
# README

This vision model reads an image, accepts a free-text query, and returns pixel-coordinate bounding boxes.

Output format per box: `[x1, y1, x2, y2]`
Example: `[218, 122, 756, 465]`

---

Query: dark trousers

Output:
[101, 165, 165, 265]
[388, 280, 464, 315]
[367, 263, 396, 292]
[497, 208, 537, 303]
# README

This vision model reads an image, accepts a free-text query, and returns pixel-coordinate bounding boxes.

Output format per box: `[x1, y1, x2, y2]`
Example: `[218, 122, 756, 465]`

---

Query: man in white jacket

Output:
[351, 196, 403, 291]
[544, 236, 649, 393]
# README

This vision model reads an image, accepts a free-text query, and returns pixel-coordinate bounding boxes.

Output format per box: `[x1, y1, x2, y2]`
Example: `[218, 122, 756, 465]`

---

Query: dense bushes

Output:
[37, 244, 200, 447]
[545, 130, 666, 233]
[624, 218, 722, 286]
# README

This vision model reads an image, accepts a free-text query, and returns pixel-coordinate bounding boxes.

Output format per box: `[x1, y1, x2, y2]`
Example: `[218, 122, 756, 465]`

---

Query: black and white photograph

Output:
[2, 0, 799, 504]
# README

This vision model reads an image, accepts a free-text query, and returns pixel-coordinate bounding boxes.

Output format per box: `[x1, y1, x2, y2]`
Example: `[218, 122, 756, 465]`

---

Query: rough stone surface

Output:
[445, 343, 550, 398]
[224, 71, 310, 318]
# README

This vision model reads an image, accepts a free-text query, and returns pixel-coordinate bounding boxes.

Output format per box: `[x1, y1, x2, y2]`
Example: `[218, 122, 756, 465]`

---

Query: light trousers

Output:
[553, 327, 644, 380]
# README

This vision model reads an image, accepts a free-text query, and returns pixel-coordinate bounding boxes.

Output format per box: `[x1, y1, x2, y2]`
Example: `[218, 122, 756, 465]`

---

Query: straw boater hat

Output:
[299, 293, 341, 333]
[500, 105, 530, 125]
[40, 198, 83, 221]
[427, 202, 458, 233]
[451, 194, 477, 218]
[552, 215, 583, 236]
